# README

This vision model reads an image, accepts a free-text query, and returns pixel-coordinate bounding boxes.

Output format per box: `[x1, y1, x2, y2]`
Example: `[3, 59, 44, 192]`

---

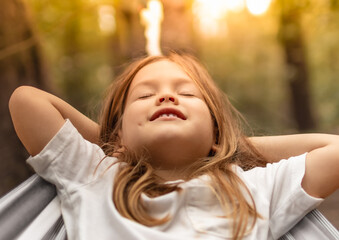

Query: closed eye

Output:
[179, 93, 195, 97]
[138, 93, 154, 99]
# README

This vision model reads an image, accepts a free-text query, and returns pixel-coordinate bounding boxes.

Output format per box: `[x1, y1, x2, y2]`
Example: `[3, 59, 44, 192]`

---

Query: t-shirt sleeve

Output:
[244, 153, 323, 239]
[26, 119, 114, 193]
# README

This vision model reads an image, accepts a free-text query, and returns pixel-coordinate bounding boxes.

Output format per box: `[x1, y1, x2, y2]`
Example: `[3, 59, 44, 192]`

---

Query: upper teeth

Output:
[160, 113, 177, 118]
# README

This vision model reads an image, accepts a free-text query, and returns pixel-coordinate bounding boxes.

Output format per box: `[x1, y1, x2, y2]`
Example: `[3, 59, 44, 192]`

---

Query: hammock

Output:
[0, 174, 338, 240]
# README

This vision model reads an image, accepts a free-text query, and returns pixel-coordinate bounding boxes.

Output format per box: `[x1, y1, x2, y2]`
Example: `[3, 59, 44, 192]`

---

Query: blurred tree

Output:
[0, 0, 50, 195]
[111, 0, 197, 66]
[330, 0, 339, 8]
[278, 0, 317, 131]
[59, 0, 85, 111]
[111, 0, 146, 64]
[160, 0, 197, 55]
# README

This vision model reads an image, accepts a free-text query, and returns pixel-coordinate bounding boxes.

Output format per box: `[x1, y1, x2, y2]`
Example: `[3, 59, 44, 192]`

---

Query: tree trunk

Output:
[59, 0, 85, 111]
[278, 2, 316, 131]
[112, 0, 146, 63]
[0, 0, 49, 196]
[111, 0, 197, 67]
[160, 0, 197, 55]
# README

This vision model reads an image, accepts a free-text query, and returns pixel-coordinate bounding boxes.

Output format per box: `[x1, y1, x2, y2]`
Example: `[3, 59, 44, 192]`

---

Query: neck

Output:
[154, 168, 187, 182]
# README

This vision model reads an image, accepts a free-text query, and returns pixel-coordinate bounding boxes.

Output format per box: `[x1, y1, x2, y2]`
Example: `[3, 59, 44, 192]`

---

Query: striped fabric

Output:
[0, 174, 338, 240]
[0, 175, 66, 240]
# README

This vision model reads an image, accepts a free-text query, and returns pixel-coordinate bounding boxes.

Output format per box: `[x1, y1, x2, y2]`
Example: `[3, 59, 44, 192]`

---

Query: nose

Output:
[157, 94, 178, 105]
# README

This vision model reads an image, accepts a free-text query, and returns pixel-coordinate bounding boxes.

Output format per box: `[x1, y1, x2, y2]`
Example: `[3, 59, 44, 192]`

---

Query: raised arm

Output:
[251, 134, 339, 198]
[9, 86, 99, 156]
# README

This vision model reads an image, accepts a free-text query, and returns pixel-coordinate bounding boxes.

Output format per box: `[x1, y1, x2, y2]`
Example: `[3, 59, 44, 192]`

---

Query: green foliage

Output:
[198, 10, 293, 134]
[29, 0, 114, 118]
[198, 0, 339, 134]
[303, 1, 339, 131]
[26, 0, 339, 133]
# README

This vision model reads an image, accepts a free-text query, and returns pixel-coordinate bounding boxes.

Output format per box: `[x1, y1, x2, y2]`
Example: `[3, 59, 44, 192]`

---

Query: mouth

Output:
[150, 108, 186, 121]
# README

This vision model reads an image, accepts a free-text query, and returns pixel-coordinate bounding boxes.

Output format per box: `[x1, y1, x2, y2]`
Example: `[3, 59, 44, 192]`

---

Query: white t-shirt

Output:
[27, 120, 323, 240]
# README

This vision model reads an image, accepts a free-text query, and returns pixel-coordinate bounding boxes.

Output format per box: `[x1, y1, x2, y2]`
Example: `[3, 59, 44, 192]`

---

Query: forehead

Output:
[130, 60, 193, 87]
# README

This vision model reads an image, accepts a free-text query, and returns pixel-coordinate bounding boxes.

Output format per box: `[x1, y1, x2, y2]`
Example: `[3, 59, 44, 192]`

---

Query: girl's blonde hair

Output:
[99, 52, 267, 240]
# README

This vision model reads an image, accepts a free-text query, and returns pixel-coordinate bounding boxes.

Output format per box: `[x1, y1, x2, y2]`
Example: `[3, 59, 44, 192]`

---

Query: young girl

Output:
[9, 52, 339, 240]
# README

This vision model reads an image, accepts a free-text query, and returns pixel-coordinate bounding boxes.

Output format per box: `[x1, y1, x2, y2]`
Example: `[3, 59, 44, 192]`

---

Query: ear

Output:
[211, 144, 217, 151]
[211, 143, 219, 153]
[208, 143, 219, 157]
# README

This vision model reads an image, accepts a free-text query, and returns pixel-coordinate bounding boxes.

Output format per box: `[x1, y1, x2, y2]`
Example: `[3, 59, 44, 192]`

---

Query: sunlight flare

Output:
[140, 0, 163, 56]
[246, 0, 272, 15]
[192, 0, 272, 37]
[98, 5, 116, 34]
[192, 0, 246, 37]
[224, 0, 245, 12]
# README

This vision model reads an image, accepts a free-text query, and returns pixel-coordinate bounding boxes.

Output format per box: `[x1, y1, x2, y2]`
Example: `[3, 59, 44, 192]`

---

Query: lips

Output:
[150, 108, 186, 121]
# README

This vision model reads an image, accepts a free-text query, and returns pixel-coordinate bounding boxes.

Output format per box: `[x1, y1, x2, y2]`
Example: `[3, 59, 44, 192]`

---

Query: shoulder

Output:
[235, 154, 323, 238]
[27, 119, 115, 191]
[235, 153, 322, 212]
[238, 153, 307, 182]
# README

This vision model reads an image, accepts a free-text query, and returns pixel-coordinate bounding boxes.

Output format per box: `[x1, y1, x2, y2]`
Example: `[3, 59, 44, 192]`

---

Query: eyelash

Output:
[180, 93, 195, 97]
[138, 92, 194, 100]
[138, 93, 154, 99]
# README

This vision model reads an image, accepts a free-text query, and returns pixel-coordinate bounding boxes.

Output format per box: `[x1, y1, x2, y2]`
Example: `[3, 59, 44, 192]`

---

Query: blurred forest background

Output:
[0, 0, 338, 227]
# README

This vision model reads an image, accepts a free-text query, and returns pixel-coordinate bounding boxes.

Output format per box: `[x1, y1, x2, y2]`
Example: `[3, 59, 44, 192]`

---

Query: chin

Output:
[147, 138, 211, 160]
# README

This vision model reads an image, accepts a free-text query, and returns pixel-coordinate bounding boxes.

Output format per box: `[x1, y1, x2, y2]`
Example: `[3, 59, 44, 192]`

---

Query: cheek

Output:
[206, 117, 215, 145]
[121, 112, 134, 140]
[120, 105, 144, 147]
[192, 104, 215, 143]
